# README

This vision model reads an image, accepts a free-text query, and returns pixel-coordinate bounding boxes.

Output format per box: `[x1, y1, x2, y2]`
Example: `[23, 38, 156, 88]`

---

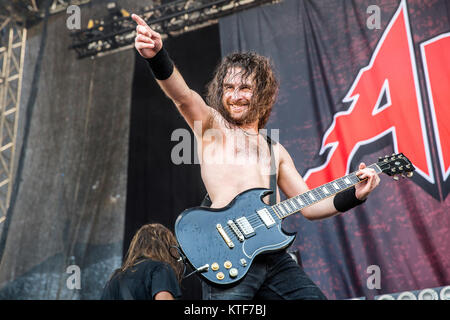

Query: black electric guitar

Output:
[175, 153, 415, 285]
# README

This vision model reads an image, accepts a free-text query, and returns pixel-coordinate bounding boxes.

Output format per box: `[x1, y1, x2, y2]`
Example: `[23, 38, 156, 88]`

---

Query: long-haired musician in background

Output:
[101, 223, 183, 300]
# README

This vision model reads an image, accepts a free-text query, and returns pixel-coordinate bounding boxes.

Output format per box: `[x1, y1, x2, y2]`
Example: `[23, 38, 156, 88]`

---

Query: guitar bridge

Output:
[228, 220, 244, 242]
[216, 224, 234, 249]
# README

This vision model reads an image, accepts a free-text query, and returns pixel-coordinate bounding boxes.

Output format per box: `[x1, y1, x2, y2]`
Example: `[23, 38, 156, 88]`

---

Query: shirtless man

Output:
[132, 14, 380, 300]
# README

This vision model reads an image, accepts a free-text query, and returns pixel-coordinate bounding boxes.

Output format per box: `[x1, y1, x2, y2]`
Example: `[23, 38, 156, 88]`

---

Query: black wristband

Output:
[333, 186, 366, 212]
[145, 47, 174, 80]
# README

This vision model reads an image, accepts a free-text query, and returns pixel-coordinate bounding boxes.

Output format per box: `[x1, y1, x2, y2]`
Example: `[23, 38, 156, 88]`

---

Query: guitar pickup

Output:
[257, 208, 276, 228]
[235, 217, 255, 238]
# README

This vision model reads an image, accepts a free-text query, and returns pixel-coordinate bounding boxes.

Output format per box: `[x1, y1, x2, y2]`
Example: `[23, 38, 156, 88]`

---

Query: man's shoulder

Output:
[206, 108, 229, 129]
[271, 141, 291, 164]
[138, 258, 166, 268]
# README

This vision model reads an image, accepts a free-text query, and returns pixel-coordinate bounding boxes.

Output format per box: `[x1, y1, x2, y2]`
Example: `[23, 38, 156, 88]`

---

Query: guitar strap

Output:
[200, 133, 277, 207]
[266, 134, 278, 206]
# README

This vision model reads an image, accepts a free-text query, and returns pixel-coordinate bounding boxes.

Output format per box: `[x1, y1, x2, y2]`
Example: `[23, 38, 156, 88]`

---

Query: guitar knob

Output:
[216, 272, 225, 280]
[407, 172, 413, 178]
[211, 262, 220, 271]
[393, 176, 399, 181]
[224, 261, 232, 269]
[229, 268, 238, 278]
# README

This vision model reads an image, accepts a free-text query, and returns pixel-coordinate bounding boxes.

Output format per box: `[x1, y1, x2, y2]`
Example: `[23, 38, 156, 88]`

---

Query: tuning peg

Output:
[393, 176, 399, 181]
[407, 172, 413, 178]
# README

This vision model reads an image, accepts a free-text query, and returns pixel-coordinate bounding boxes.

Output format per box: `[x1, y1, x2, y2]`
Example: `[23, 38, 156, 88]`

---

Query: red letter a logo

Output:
[304, 0, 433, 188]
[421, 33, 450, 183]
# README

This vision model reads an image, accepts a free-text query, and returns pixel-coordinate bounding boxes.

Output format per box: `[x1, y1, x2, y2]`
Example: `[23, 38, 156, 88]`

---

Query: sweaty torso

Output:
[198, 111, 280, 208]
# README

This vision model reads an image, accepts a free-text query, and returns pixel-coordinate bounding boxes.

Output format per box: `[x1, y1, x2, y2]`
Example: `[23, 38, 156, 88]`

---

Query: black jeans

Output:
[201, 250, 327, 300]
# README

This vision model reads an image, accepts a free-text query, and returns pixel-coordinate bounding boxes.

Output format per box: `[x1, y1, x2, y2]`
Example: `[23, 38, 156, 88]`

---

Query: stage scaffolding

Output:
[0, 18, 27, 223]
[69, 0, 280, 59]
[0, 1, 92, 224]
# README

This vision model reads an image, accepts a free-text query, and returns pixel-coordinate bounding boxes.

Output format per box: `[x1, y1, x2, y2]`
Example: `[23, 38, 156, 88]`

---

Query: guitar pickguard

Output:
[241, 224, 293, 259]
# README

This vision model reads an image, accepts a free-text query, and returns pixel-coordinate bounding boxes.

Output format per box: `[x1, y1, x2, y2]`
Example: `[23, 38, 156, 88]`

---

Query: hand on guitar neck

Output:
[355, 162, 381, 201]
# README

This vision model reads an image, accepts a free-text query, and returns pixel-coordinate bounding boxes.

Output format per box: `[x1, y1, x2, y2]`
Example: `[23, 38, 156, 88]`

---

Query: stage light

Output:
[397, 291, 417, 300]
[121, 9, 130, 17]
[418, 288, 439, 300]
[439, 286, 450, 300]
[376, 294, 395, 300]
[69, 0, 279, 59]
[375, 285, 450, 300]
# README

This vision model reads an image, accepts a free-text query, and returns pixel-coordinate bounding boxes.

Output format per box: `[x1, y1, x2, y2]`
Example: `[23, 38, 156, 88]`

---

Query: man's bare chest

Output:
[199, 130, 271, 168]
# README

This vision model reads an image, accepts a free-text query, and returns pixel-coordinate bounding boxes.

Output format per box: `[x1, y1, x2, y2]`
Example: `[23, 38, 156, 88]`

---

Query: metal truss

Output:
[69, 0, 280, 59]
[0, 1, 93, 224]
[29, 0, 92, 16]
[0, 18, 27, 223]
[0, 1, 91, 27]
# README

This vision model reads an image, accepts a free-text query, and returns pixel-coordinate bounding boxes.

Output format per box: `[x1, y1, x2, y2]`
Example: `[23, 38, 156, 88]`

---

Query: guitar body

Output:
[174, 153, 415, 286]
[175, 188, 296, 285]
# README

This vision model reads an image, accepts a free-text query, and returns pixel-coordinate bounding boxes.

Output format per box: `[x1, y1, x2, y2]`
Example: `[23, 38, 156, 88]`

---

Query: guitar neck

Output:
[270, 163, 382, 220]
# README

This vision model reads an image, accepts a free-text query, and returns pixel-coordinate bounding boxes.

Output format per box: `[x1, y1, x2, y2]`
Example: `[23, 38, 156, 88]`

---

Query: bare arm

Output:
[277, 144, 380, 220]
[277, 144, 337, 220]
[132, 14, 212, 134]
[154, 291, 175, 300]
[158, 68, 212, 132]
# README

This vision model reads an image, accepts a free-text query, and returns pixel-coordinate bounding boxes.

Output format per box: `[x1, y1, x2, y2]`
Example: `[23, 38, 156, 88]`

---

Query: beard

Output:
[219, 101, 261, 128]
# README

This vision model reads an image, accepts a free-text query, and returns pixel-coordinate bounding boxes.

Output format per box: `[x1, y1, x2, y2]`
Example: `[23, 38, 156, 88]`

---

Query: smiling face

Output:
[221, 67, 254, 123]
[206, 52, 279, 130]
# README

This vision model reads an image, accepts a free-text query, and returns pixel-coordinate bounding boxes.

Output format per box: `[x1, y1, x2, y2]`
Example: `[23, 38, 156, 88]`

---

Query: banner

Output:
[219, 0, 450, 299]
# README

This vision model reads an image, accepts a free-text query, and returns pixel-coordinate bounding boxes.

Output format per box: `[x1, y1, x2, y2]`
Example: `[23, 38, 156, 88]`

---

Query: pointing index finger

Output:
[132, 14, 148, 27]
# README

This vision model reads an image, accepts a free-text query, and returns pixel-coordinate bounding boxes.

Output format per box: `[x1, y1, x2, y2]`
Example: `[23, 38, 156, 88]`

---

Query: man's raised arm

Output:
[132, 14, 211, 133]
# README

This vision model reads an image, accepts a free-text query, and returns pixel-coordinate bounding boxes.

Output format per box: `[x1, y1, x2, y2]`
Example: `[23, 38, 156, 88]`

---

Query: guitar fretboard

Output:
[271, 164, 381, 219]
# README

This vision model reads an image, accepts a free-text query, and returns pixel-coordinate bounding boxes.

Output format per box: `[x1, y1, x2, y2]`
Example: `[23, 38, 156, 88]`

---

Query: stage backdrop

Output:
[219, 0, 450, 299]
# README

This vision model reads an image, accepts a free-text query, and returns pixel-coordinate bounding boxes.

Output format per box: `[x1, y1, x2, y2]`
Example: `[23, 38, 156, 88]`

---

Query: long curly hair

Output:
[206, 52, 279, 129]
[119, 223, 184, 284]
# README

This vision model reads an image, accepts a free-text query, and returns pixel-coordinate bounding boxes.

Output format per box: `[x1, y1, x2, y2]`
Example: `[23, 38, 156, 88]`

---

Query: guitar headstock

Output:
[377, 153, 415, 180]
